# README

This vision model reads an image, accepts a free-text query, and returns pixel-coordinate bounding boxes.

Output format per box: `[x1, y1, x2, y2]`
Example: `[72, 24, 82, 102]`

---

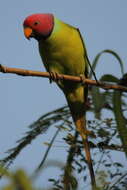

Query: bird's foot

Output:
[49, 71, 59, 83]
[80, 74, 86, 85]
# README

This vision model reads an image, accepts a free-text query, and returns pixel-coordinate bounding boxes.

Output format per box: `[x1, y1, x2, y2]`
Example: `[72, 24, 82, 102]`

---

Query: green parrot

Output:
[23, 13, 96, 186]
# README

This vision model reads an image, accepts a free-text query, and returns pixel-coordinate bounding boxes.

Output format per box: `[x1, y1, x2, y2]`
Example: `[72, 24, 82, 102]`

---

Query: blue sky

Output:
[0, 0, 127, 188]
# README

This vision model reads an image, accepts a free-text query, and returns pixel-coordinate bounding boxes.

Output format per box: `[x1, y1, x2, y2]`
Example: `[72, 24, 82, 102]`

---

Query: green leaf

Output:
[13, 170, 33, 190]
[112, 90, 127, 157]
[119, 73, 127, 86]
[100, 74, 119, 83]
[90, 49, 124, 78]
[0, 106, 69, 169]
[0, 165, 12, 178]
[91, 87, 106, 119]
[1, 168, 34, 190]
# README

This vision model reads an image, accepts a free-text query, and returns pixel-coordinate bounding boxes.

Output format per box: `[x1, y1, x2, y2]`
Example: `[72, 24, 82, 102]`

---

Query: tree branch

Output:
[0, 64, 127, 92]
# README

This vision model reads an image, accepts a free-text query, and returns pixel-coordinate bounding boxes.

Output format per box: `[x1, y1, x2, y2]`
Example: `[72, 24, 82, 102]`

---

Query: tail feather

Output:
[64, 85, 87, 136]
[75, 116, 96, 187]
[64, 85, 96, 188]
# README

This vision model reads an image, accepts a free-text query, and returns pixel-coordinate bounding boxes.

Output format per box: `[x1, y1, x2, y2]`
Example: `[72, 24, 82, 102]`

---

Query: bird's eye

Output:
[33, 21, 40, 26]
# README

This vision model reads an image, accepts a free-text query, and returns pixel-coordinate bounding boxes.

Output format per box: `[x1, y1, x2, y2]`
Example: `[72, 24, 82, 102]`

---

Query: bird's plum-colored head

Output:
[23, 13, 54, 40]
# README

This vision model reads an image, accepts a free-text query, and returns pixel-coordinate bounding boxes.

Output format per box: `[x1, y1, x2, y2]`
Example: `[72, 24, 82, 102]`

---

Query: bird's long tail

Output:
[64, 85, 96, 188]
[74, 116, 96, 188]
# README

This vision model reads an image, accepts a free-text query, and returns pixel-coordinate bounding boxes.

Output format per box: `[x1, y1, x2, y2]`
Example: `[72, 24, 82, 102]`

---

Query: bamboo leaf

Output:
[0, 106, 70, 169]
[112, 90, 127, 157]
[90, 49, 124, 78]
[91, 87, 106, 119]
[100, 74, 119, 83]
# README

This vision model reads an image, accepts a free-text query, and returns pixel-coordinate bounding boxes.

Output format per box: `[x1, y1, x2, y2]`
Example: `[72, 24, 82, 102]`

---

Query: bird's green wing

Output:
[76, 28, 89, 78]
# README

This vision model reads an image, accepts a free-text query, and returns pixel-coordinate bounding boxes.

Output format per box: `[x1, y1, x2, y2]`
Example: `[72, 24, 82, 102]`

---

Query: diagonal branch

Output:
[0, 64, 127, 92]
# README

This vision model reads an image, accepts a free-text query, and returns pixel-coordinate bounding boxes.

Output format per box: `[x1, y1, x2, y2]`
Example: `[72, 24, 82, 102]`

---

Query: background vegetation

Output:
[0, 50, 127, 190]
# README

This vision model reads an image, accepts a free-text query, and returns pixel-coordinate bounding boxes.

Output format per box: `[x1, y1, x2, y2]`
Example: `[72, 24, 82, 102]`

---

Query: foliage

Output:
[0, 50, 127, 190]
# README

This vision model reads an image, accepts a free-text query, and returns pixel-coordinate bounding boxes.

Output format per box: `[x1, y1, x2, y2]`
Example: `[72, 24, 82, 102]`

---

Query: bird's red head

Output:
[23, 13, 54, 40]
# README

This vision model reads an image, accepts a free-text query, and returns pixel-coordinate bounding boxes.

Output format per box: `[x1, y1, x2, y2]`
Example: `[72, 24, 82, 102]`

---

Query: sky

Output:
[0, 0, 127, 189]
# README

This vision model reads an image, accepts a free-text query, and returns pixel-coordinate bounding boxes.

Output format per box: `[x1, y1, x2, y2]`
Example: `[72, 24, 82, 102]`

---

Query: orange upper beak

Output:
[24, 27, 33, 39]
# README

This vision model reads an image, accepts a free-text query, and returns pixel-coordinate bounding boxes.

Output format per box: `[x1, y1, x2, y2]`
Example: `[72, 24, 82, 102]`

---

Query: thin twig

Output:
[108, 172, 127, 190]
[32, 127, 61, 180]
[0, 64, 127, 92]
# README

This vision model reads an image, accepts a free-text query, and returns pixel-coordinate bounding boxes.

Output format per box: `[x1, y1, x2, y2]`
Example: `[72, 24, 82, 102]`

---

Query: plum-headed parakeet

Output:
[23, 13, 96, 186]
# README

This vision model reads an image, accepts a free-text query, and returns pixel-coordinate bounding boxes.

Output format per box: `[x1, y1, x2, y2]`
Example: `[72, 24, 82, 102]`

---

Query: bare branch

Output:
[0, 64, 127, 92]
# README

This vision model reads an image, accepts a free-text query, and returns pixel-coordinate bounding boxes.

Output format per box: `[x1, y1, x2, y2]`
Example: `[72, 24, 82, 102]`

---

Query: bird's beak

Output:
[24, 27, 33, 40]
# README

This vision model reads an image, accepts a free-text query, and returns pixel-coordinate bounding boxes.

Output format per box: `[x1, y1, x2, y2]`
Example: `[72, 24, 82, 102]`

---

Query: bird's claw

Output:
[80, 74, 86, 85]
[49, 72, 59, 83]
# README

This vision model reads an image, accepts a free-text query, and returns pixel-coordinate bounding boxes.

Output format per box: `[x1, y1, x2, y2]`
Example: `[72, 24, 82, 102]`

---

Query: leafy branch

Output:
[1, 49, 127, 189]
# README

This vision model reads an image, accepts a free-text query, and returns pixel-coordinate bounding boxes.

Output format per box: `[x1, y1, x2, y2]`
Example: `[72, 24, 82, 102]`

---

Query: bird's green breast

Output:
[38, 17, 88, 115]
[39, 17, 86, 77]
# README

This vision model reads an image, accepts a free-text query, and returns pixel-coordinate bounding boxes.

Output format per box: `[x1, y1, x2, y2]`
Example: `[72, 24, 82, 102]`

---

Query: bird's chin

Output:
[30, 32, 43, 41]
[27, 33, 46, 41]
[27, 35, 40, 41]
[28, 33, 35, 40]
[34, 35, 42, 41]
